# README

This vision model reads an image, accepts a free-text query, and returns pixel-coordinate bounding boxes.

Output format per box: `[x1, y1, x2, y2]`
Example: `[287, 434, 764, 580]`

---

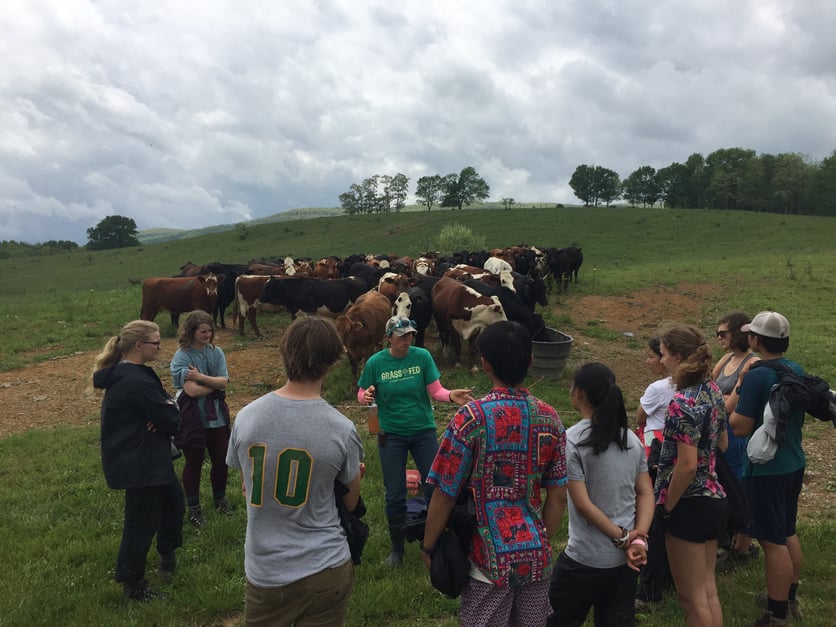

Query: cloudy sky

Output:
[2, 0, 835, 244]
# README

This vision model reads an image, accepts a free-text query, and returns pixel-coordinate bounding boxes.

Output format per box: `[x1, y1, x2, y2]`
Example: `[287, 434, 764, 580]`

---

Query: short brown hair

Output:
[717, 311, 751, 352]
[660, 324, 713, 389]
[281, 316, 344, 382]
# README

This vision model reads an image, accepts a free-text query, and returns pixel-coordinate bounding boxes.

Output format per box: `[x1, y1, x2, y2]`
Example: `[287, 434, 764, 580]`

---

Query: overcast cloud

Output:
[2, 0, 835, 244]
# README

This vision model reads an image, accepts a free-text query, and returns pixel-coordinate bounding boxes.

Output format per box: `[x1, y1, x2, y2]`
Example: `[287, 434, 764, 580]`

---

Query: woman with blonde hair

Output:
[93, 320, 184, 602]
[170, 309, 231, 527]
[655, 324, 728, 626]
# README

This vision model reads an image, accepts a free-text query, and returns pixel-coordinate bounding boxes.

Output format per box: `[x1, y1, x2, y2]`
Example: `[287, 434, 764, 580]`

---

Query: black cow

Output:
[346, 262, 385, 291]
[546, 247, 583, 292]
[508, 272, 548, 311]
[393, 286, 434, 348]
[260, 276, 368, 319]
[341, 254, 368, 277]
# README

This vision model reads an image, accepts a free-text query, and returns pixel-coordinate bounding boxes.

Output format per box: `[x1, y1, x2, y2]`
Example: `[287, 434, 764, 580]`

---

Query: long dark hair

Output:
[574, 362, 629, 454]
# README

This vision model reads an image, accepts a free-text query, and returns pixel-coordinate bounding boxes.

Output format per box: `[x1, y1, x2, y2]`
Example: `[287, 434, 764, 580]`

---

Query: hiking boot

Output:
[752, 610, 790, 626]
[158, 551, 176, 583]
[758, 592, 803, 620]
[188, 504, 206, 527]
[214, 495, 234, 516]
[123, 579, 165, 602]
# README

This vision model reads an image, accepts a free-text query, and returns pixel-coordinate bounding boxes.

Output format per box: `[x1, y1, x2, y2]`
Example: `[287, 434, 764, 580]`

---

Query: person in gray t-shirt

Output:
[227, 316, 364, 627]
[548, 363, 655, 627]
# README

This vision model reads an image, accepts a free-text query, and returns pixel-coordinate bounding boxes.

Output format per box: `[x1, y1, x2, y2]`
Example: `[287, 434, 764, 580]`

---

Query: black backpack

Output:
[749, 360, 836, 445]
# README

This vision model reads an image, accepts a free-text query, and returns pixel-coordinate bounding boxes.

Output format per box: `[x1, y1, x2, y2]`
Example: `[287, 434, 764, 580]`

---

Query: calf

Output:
[335, 291, 391, 380]
[141, 274, 221, 326]
[431, 276, 507, 368]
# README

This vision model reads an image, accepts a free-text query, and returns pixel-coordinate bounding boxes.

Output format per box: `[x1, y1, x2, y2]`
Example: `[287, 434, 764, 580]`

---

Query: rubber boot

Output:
[384, 512, 407, 567]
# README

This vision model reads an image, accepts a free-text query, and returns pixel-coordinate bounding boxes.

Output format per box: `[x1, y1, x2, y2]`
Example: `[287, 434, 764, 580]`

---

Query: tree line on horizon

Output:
[3, 147, 834, 258]
[570, 147, 836, 215]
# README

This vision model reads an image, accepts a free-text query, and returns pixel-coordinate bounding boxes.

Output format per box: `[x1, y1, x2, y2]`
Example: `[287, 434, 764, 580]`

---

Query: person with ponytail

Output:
[93, 320, 184, 602]
[547, 363, 654, 627]
[655, 324, 728, 626]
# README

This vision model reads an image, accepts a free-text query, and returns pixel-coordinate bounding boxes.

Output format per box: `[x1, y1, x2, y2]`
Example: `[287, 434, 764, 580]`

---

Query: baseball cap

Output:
[386, 316, 417, 337]
[741, 311, 790, 339]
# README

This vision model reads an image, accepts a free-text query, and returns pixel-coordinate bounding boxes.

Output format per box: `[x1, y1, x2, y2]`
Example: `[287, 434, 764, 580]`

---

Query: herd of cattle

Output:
[139, 245, 583, 373]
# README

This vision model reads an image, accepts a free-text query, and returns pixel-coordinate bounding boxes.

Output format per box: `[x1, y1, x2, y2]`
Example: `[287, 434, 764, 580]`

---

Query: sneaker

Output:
[634, 597, 658, 614]
[188, 504, 206, 527]
[214, 496, 234, 516]
[758, 592, 803, 621]
[123, 579, 165, 602]
[716, 548, 735, 574]
[752, 610, 790, 626]
[158, 552, 176, 583]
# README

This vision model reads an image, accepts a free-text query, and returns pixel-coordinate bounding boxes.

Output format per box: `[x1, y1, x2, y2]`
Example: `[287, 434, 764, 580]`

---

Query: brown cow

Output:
[232, 274, 276, 337]
[141, 274, 221, 325]
[431, 276, 506, 369]
[335, 290, 391, 380]
[376, 272, 411, 304]
[312, 257, 341, 280]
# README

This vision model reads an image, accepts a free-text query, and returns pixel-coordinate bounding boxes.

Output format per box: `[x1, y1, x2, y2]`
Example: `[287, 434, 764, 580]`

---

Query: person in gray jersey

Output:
[548, 363, 655, 627]
[226, 316, 364, 627]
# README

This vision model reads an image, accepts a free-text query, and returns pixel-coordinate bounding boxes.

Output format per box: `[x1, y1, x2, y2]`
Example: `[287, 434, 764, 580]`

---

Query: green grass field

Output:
[0, 206, 834, 625]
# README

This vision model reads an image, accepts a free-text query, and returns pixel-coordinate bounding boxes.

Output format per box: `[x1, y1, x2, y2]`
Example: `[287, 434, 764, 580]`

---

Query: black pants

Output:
[635, 508, 672, 602]
[548, 551, 636, 627]
[115, 475, 185, 585]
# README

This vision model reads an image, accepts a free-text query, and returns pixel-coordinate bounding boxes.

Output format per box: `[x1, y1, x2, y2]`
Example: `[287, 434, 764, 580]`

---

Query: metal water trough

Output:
[530, 328, 574, 379]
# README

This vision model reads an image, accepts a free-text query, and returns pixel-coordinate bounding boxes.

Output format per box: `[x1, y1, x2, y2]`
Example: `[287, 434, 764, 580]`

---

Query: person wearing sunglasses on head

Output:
[357, 315, 474, 567]
[92, 320, 184, 602]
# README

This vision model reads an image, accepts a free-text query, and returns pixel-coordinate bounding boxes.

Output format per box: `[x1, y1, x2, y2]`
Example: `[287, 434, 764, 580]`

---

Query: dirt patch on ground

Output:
[1, 285, 832, 519]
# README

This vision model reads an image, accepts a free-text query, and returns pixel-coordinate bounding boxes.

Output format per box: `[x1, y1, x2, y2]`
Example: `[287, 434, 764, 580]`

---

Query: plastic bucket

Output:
[530, 328, 574, 379]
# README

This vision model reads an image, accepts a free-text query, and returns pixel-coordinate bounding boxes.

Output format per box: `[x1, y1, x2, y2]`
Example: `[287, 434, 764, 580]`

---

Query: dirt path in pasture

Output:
[1, 285, 833, 520]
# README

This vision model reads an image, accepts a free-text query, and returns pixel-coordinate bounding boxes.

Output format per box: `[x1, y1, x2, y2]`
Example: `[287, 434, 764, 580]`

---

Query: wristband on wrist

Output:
[420, 542, 435, 556]
[629, 537, 648, 548]
[611, 526, 630, 548]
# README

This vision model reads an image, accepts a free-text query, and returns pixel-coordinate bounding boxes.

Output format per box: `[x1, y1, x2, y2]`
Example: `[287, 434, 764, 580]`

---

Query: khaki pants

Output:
[244, 559, 354, 626]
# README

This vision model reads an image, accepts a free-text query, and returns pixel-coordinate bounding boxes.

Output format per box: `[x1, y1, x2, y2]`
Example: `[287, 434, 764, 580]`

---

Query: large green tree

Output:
[415, 175, 446, 211]
[569, 165, 621, 206]
[442, 166, 490, 210]
[622, 166, 660, 207]
[86, 215, 140, 250]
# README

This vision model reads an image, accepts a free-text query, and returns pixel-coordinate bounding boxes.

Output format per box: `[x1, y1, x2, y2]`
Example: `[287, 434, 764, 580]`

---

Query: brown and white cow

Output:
[431, 276, 507, 368]
[141, 274, 222, 326]
[335, 290, 391, 380]
[232, 274, 276, 337]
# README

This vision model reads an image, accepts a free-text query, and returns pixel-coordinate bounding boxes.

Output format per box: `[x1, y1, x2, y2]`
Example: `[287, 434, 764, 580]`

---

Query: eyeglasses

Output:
[716, 331, 731, 338]
[141, 341, 162, 347]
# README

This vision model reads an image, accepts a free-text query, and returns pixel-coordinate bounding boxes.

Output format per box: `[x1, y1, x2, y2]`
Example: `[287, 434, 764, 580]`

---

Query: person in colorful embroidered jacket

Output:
[655, 324, 728, 627]
[421, 321, 568, 626]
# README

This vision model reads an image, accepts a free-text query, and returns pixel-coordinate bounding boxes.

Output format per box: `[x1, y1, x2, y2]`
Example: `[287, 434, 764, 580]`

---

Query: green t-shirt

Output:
[357, 346, 441, 436]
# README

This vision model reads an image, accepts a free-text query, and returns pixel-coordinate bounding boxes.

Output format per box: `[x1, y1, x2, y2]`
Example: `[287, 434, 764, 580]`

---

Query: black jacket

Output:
[94, 362, 181, 489]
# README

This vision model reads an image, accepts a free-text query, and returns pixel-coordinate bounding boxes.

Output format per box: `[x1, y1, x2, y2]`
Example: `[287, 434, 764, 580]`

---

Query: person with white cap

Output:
[729, 311, 805, 626]
[357, 315, 474, 566]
